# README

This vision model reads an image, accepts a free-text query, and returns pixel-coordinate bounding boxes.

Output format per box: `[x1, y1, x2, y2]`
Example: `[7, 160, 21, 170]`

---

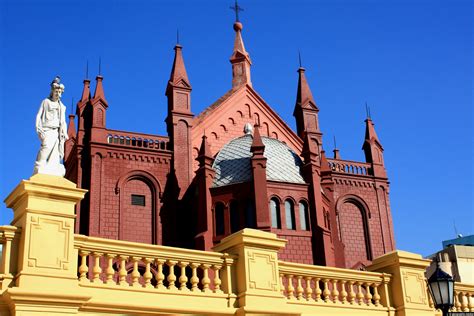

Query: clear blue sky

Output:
[0, 0, 472, 257]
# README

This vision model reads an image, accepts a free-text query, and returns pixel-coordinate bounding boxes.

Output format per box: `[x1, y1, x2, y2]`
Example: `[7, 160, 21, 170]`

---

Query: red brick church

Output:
[64, 18, 395, 269]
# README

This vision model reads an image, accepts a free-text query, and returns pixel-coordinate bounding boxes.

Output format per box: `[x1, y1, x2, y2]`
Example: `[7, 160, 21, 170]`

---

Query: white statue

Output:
[33, 76, 68, 176]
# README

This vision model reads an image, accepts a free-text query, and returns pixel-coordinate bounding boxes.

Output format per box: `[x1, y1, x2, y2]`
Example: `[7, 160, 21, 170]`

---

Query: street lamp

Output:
[428, 265, 455, 316]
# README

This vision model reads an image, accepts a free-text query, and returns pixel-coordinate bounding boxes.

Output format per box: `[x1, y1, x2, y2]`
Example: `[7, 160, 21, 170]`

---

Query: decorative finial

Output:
[99, 57, 102, 76]
[298, 50, 302, 68]
[86, 60, 89, 79]
[71, 97, 74, 115]
[365, 102, 370, 119]
[244, 122, 253, 135]
[177, 28, 180, 45]
[230, 0, 244, 23]
[333, 136, 337, 149]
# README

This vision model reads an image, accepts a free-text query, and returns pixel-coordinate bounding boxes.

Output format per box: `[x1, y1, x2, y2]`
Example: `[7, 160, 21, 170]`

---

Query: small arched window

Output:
[215, 202, 225, 236]
[245, 199, 256, 228]
[269, 198, 281, 229]
[299, 201, 310, 231]
[230, 200, 240, 233]
[285, 200, 296, 230]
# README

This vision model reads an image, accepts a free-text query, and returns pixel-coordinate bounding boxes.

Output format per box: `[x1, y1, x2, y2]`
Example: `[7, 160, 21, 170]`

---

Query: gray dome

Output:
[212, 135, 305, 187]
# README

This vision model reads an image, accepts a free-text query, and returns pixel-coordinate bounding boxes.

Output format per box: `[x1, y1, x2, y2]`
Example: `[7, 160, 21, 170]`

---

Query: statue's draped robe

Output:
[34, 98, 68, 176]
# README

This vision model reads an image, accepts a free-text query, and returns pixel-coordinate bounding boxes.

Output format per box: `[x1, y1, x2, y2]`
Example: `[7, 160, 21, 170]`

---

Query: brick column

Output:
[3, 174, 90, 314]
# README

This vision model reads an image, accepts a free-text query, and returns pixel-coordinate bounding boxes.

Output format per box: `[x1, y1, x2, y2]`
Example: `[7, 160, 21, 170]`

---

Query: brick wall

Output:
[332, 176, 392, 268]
[87, 145, 171, 245]
[277, 234, 313, 264]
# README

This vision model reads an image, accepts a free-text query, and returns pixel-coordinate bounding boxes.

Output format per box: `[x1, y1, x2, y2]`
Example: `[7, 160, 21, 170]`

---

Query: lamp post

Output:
[427, 265, 455, 316]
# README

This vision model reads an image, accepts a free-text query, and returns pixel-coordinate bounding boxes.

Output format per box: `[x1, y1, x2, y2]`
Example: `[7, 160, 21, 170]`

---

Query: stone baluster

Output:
[213, 264, 223, 293]
[372, 283, 381, 307]
[304, 277, 313, 301]
[339, 280, 348, 304]
[105, 254, 115, 285]
[131, 257, 141, 287]
[364, 282, 373, 306]
[118, 255, 128, 286]
[468, 293, 473, 312]
[280, 273, 285, 296]
[455, 290, 462, 311]
[78, 251, 89, 282]
[356, 282, 364, 305]
[461, 291, 468, 312]
[201, 264, 211, 293]
[143, 258, 153, 288]
[92, 252, 102, 283]
[189, 263, 199, 292]
[322, 279, 331, 303]
[178, 261, 189, 291]
[331, 279, 339, 303]
[287, 275, 295, 299]
[314, 278, 322, 302]
[296, 276, 304, 300]
[154, 259, 165, 289]
[348, 281, 356, 304]
[167, 260, 177, 290]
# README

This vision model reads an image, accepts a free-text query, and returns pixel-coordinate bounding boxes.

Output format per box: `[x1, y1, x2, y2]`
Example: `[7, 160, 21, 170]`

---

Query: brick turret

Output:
[166, 44, 194, 198]
[230, 21, 252, 89]
[250, 125, 270, 231]
[293, 66, 322, 153]
[363, 117, 387, 178]
[301, 133, 336, 266]
[194, 135, 215, 250]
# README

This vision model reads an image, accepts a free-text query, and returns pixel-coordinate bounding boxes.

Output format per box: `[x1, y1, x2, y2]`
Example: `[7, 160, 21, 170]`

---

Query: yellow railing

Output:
[0, 226, 18, 291]
[74, 234, 234, 295]
[453, 282, 474, 312]
[279, 261, 392, 311]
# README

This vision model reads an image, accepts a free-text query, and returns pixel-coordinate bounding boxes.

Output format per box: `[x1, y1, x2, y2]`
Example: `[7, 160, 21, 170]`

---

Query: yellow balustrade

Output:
[452, 282, 474, 312]
[0, 174, 471, 315]
[279, 260, 393, 314]
[74, 234, 233, 295]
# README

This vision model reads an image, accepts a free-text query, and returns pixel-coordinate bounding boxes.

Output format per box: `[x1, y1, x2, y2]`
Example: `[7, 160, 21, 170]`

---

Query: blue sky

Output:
[0, 0, 472, 256]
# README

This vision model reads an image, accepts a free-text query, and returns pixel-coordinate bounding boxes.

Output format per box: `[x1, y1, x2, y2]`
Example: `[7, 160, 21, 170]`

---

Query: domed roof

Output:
[212, 135, 305, 187]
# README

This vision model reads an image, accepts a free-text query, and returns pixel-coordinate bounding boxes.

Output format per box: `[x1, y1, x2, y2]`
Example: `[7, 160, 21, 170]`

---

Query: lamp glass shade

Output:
[428, 266, 455, 310]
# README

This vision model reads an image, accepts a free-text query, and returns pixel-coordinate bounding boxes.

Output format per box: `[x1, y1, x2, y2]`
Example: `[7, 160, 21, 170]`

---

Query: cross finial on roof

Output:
[230, 0, 244, 22]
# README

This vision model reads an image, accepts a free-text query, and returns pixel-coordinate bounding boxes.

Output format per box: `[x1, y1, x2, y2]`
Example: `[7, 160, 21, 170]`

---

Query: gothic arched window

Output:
[215, 202, 225, 236]
[269, 198, 281, 229]
[230, 200, 240, 233]
[299, 201, 310, 231]
[285, 200, 296, 230]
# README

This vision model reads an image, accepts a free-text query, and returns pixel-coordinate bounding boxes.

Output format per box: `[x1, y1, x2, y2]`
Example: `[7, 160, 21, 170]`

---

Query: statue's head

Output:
[49, 76, 65, 101]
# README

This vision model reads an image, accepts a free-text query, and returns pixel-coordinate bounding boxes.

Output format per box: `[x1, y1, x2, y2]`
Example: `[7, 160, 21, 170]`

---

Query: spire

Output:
[295, 66, 318, 113]
[230, 21, 252, 89]
[197, 135, 213, 168]
[79, 79, 91, 103]
[93, 75, 107, 104]
[250, 124, 265, 155]
[333, 136, 340, 159]
[67, 114, 76, 139]
[293, 65, 321, 141]
[168, 44, 191, 89]
[320, 149, 331, 173]
[362, 116, 386, 177]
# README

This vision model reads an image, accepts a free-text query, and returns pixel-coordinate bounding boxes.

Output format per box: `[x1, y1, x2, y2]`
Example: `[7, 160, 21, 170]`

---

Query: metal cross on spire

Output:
[230, 0, 244, 22]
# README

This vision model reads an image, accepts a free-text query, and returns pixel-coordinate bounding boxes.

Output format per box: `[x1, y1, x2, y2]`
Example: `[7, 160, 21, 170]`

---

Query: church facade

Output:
[64, 20, 395, 269]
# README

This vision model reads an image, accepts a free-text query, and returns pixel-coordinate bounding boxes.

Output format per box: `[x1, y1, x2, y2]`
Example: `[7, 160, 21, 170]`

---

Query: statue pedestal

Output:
[33, 163, 66, 177]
